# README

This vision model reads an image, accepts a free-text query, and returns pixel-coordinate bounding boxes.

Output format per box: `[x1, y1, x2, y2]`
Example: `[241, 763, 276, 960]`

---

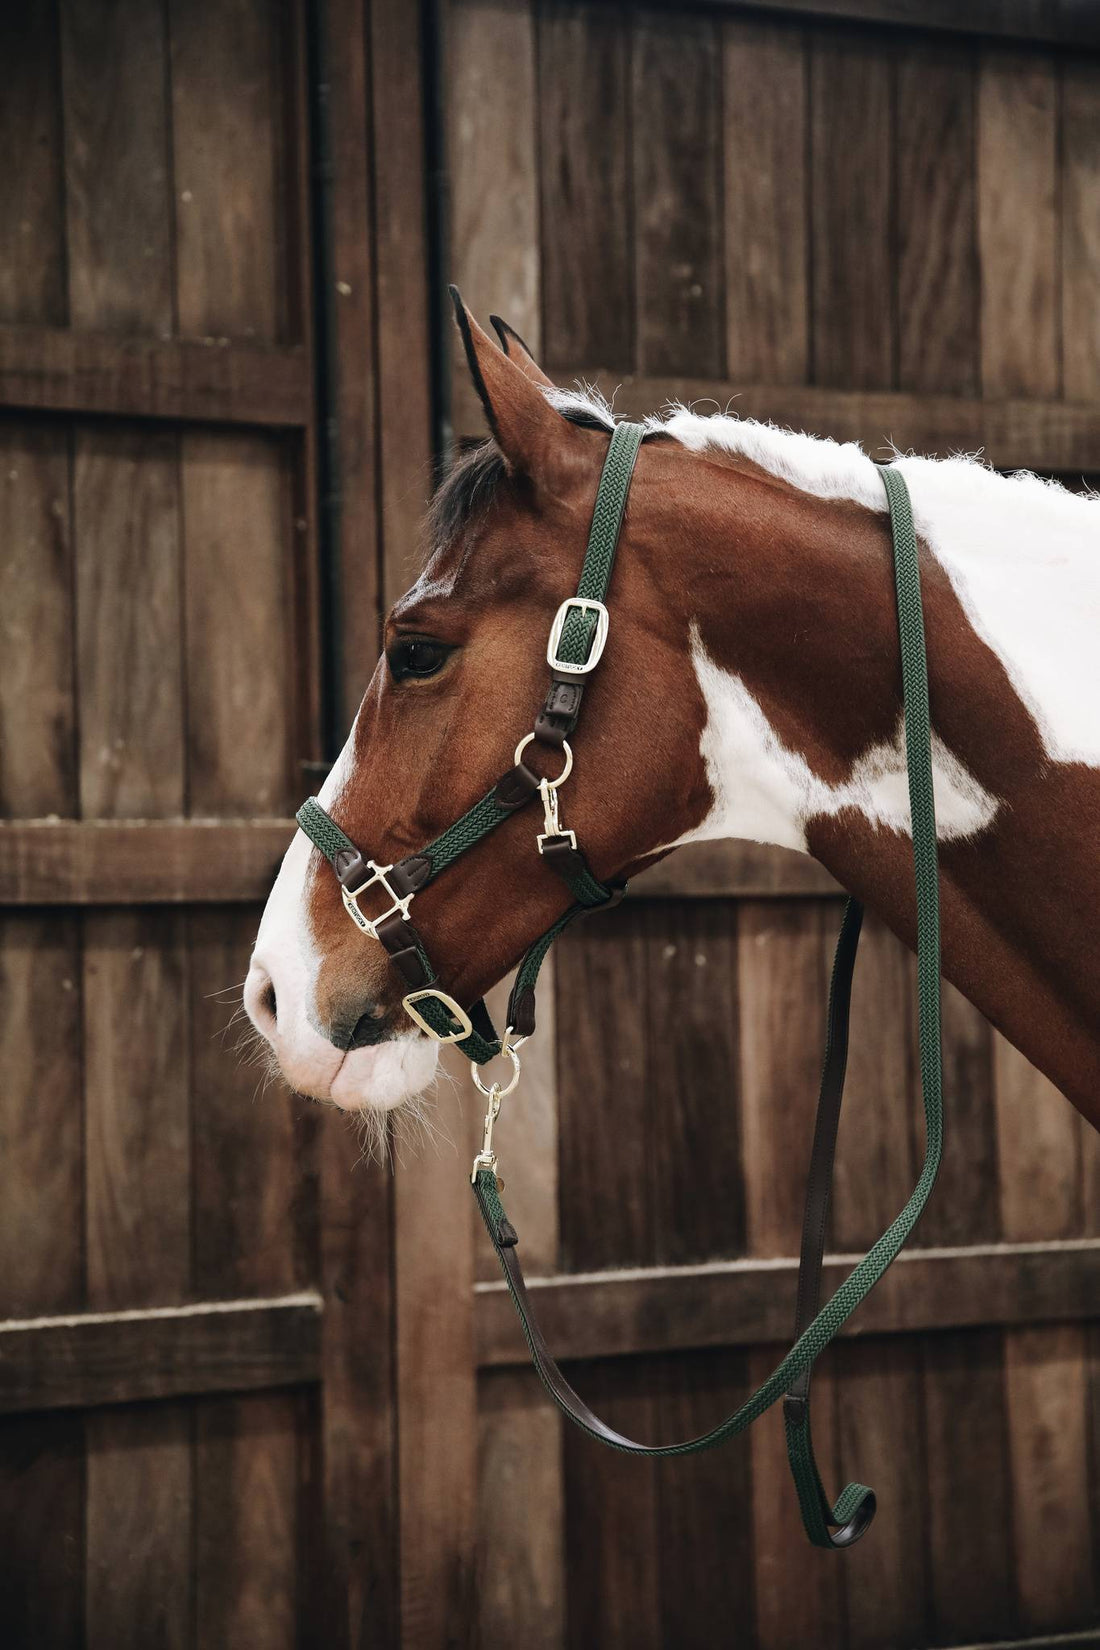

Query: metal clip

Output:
[471, 1082, 504, 1184]
[537, 775, 577, 855]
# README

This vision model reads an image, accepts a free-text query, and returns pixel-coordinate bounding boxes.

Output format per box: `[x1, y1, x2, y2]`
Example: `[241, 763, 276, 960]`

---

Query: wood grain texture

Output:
[995, 1034, 1082, 1241]
[0, 7, 66, 326]
[0, 1411, 84, 1647]
[74, 427, 184, 818]
[1062, 59, 1100, 400]
[0, 424, 75, 817]
[84, 909, 191, 1309]
[978, 46, 1059, 397]
[182, 431, 292, 815]
[538, 1, 633, 370]
[448, 0, 540, 443]
[556, 904, 651, 1269]
[195, 1393, 300, 1650]
[647, 0, 1100, 47]
[85, 1403, 193, 1650]
[190, 906, 317, 1298]
[809, 26, 895, 389]
[737, 901, 829, 1256]
[923, 1329, 1015, 1642]
[1004, 1325, 1096, 1633]
[632, 11, 724, 378]
[896, 40, 980, 395]
[917, 977, 999, 1246]
[723, 18, 808, 384]
[61, 0, 173, 334]
[171, 0, 283, 341]
[477, 1367, 565, 1650]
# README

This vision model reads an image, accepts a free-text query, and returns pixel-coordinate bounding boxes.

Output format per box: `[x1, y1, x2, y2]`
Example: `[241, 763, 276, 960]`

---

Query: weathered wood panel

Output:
[0, 9, 66, 327]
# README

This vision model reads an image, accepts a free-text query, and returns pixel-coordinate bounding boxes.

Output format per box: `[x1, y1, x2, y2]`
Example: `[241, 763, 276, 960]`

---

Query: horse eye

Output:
[387, 638, 450, 681]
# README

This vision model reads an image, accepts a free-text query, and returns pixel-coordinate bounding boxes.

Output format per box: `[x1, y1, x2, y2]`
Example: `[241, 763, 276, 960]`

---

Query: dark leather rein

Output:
[298, 426, 945, 1549]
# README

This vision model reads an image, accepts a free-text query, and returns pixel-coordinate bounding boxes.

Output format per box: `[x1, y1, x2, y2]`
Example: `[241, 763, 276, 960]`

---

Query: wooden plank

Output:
[995, 1035, 1082, 1241]
[0, 9, 66, 326]
[61, 0, 173, 334]
[556, 904, 652, 1270]
[0, 818, 293, 903]
[723, 17, 808, 384]
[545, 373, 1100, 471]
[978, 46, 1059, 398]
[74, 427, 184, 817]
[474, 1239, 1100, 1367]
[171, 0, 283, 342]
[0, 1294, 321, 1413]
[538, 1, 633, 372]
[195, 1393, 300, 1650]
[896, 40, 980, 396]
[0, 424, 75, 816]
[738, 901, 830, 1256]
[632, 10, 724, 378]
[562, 1358, 661, 1650]
[476, 1368, 565, 1650]
[85, 1404, 193, 1650]
[1062, 60, 1100, 401]
[809, 25, 895, 389]
[190, 906, 317, 1298]
[182, 431, 293, 815]
[448, 0, 540, 443]
[1004, 1326, 1096, 1634]
[645, 901, 745, 1264]
[0, 327, 312, 425]
[916, 976, 999, 1245]
[923, 1328, 1015, 1642]
[0, 1411, 84, 1647]
[634, 840, 840, 898]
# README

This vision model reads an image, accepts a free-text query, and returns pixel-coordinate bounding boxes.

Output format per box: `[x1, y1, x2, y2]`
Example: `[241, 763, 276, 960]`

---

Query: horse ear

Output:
[489, 314, 556, 390]
[450, 287, 576, 475]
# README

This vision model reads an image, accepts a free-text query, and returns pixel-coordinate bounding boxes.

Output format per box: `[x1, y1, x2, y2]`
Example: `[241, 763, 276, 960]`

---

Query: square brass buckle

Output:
[340, 860, 413, 939]
[402, 988, 474, 1044]
[546, 597, 609, 675]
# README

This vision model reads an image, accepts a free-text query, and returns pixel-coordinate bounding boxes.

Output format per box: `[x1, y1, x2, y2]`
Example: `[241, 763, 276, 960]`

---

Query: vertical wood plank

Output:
[632, 11, 723, 379]
[182, 431, 292, 816]
[449, 0, 540, 442]
[916, 978, 999, 1245]
[645, 902, 744, 1265]
[556, 905, 652, 1270]
[74, 428, 184, 819]
[896, 41, 980, 395]
[1062, 60, 1100, 400]
[978, 47, 1059, 397]
[477, 1368, 565, 1650]
[995, 1034, 1082, 1241]
[195, 1393, 300, 1650]
[1004, 1326, 1095, 1633]
[738, 901, 830, 1257]
[923, 1328, 1016, 1642]
[0, 6, 66, 325]
[0, 1412, 84, 1648]
[562, 1359, 660, 1650]
[723, 19, 808, 385]
[61, 0, 173, 334]
[0, 425, 75, 817]
[171, 0, 283, 341]
[538, 1, 633, 371]
[809, 27, 895, 390]
[85, 1405, 193, 1650]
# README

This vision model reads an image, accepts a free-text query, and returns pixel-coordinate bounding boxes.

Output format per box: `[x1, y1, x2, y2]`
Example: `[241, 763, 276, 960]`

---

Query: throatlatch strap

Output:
[475, 464, 945, 1542]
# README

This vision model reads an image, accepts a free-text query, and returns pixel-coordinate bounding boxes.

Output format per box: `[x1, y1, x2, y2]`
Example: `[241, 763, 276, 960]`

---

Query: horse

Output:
[244, 295, 1100, 1140]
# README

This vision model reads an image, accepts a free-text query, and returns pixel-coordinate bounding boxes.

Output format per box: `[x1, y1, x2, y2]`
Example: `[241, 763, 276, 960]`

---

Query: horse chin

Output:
[328, 1033, 440, 1113]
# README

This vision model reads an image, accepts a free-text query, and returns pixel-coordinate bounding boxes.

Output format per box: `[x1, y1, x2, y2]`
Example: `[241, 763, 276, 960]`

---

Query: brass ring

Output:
[471, 1042, 521, 1099]
[513, 732, 573, 789]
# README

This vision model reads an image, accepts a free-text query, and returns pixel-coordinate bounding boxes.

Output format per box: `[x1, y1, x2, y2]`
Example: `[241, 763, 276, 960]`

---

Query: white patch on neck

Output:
[681, 630, 998, 854]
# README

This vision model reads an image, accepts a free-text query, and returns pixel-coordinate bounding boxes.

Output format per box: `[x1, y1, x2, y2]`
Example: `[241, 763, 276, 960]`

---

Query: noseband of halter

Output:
[297, 428, 945, 1556]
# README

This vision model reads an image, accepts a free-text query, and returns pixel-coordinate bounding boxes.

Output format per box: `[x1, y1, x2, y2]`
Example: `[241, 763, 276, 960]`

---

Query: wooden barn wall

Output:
[445, 5, 1100, 1649]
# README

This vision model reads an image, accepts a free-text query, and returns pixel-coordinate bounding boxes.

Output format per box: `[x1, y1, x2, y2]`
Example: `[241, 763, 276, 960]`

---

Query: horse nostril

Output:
[346, 1009, 386, 1050]
[261, 981, 277, 1024]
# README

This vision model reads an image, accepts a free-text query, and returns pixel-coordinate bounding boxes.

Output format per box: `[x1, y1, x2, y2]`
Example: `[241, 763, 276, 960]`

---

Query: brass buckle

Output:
[402, 988, 474, 1044]
[546, 598, 609, 675]
[340, 861, 413, 939]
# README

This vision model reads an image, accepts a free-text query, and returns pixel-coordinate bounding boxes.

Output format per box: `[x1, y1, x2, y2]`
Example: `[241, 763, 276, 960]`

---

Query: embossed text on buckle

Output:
[546, 597, 609, 675]
[340, 861, 414, 939]
[402, 988, 474, 1044]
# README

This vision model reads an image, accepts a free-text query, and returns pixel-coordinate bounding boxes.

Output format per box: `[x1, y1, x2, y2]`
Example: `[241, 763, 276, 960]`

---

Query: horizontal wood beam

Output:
[597, 0, 1100, 50]
[631, 839, 841, 898]
[0, 1292, 322, 1414]
[475, 1239, 1100, 1367]
[0, 326, 312, 428]
[532, 377, 1100, 475]
[0, 819, 294, 904]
